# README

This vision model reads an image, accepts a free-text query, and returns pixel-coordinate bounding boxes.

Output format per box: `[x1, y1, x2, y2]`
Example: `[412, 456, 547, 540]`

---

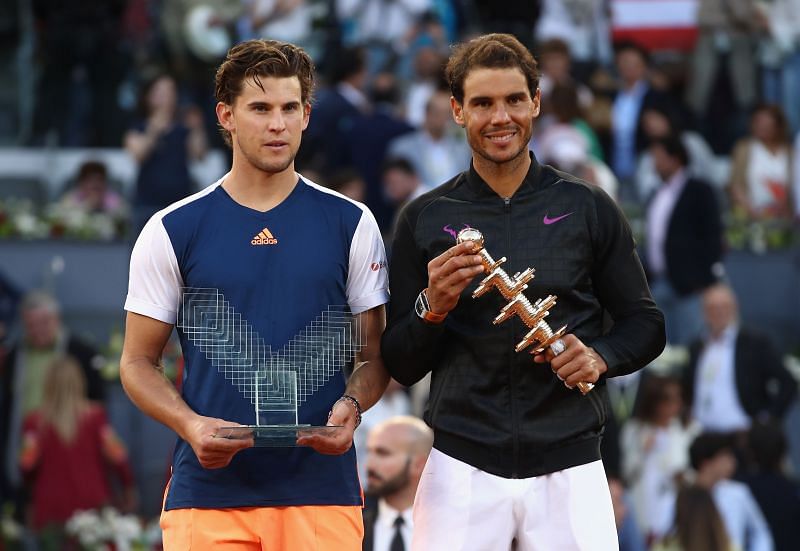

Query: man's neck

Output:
[223, 160, 298, 213]
[473, 151, 531, 199]
[383, 487, 416, 513]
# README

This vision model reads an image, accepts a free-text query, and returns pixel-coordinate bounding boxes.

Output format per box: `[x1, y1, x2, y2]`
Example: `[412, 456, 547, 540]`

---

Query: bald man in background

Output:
[362, 416, 434, 551]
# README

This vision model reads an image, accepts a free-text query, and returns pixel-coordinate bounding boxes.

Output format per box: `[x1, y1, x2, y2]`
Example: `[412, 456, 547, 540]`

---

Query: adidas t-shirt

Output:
[124, 174, 389, 509]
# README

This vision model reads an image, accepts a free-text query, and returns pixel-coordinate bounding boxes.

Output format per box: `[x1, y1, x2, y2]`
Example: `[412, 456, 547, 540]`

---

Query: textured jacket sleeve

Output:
[380, 203, 447, 386]
[586, 190, 666, 377]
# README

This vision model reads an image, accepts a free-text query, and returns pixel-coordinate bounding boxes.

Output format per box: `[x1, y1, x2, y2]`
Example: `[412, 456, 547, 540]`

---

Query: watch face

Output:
[415, 292, 426, 319]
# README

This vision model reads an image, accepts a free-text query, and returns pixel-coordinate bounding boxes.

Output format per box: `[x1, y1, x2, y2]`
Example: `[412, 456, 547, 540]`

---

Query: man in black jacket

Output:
[682, 283, 796, 434]
[644, 135, 724, 345]
[381, 33, 665, 550]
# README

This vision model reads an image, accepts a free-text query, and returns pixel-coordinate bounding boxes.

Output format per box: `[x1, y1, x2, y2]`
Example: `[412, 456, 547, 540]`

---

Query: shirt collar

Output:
[377, 498, 413, 528]
[464, 151, 545, 200]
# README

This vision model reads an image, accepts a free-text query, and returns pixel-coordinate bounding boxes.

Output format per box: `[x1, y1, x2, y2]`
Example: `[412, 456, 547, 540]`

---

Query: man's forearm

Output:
[344, 358, 390, 412]
[120, 358, 197, 441]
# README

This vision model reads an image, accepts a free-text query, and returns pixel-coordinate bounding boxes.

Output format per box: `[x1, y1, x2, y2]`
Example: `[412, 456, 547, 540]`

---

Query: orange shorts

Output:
[160, 504, 364, 550]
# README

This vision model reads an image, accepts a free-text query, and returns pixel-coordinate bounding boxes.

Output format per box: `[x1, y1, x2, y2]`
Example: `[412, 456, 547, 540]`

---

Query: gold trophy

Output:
[456, 227, 594, 395]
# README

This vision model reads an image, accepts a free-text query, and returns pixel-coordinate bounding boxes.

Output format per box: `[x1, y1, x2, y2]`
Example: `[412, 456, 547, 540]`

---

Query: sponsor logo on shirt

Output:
[251, 227, 278, 245]
[443, 224, 472, 240]
[543, 212, 573, 225]
[370, 260, 387, 271]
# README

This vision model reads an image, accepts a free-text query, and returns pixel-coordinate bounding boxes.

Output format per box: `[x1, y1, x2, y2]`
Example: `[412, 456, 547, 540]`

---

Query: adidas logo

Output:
[251, 227, 278, 245]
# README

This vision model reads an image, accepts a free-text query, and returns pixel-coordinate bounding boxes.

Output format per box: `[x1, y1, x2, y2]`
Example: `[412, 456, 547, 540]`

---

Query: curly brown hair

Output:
[445, 33, 539, 105]
[214, 39, 316, 146]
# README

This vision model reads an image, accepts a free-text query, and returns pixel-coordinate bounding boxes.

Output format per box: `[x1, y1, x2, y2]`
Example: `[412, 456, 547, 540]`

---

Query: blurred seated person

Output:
[741, 420, 800, 551]
[689, 433, 774, 551]
[60, 160, 128, 216]
[682, 283, 797, 437]
[539, 83, 604, 162]
[381, 158, 424, 218]
[729, 104, 794, 221]
[652, 484, 734, 551]
[634, 103, 718, 203]
[20, 355, 135, 542]
[0, 291, 106, 508]
[536, 39, 594, 115]
[362, 416, 433, 551]
[608, 475, 647, 551]
[537, 128, 618, 201]
[621, 375, 699, 543]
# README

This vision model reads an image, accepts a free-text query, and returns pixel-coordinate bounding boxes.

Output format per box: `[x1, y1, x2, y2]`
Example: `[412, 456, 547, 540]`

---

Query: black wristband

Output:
[333, 394, 362, 428]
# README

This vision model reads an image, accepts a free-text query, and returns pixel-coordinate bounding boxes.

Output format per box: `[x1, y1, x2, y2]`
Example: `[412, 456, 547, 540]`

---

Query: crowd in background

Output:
[1, 0, 800, 549]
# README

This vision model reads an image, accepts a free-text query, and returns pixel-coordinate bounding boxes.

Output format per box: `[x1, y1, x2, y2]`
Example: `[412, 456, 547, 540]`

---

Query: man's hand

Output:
[426, 241, 484, 314]
[182, 415, 253, 469]
[295, 398, 359, 455]
[532, 334, 606, 389]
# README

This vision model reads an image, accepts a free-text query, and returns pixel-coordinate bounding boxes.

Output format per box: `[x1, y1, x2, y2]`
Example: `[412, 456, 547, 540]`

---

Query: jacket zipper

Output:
[504, 196, 520, 478]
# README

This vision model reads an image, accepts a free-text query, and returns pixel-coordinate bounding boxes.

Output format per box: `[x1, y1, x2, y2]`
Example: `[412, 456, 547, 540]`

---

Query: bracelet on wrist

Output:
[331, 394, 362, 428]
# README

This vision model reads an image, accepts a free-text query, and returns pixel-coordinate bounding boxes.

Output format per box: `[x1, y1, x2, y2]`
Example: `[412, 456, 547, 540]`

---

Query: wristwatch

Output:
[415, 288, 447, 324]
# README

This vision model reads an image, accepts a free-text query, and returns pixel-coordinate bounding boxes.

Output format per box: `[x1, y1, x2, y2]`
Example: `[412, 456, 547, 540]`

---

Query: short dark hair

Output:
[445, 33, 539, 105]
[76, 160, 107, 182]
[215, 39, 315, 146]
[381, 157, 417, 177]
[650, 134, 689, 167]
[614, 40, 650, 64]
[689, 433, 734, 471]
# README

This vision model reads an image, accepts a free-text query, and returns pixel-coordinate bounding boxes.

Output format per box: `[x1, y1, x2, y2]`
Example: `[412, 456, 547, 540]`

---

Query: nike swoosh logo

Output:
[543, 212, 574, 225]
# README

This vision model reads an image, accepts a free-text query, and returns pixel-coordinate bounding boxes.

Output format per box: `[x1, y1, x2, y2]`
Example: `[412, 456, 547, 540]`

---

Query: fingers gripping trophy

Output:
[456, 227, 594, 394]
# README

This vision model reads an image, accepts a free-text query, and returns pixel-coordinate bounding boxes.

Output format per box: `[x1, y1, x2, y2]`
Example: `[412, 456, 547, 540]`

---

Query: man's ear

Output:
[216, 102, 234, 134]
[302, 102, 311, 131]
[451, 96, 465, 127]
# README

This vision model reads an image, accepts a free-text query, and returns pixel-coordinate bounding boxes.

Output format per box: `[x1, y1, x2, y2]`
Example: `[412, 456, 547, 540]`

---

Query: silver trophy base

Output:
[216, 425, 343, 447]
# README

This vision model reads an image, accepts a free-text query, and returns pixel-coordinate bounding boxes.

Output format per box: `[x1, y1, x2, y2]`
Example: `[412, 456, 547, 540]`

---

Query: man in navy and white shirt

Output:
[121, 39, 390, 549]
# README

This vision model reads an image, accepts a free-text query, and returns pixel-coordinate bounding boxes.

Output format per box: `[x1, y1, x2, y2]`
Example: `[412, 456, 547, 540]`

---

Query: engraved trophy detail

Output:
[178, 288, 364, 446]
[456, 228, 594, 395]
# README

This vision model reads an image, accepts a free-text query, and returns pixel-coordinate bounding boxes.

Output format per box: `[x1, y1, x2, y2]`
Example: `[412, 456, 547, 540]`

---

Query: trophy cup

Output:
[456, 228, 594, 395]
[177, 288, 364, 446]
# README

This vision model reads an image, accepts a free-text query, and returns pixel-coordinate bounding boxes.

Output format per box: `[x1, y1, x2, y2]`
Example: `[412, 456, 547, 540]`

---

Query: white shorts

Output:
[411, 448, 619, 551]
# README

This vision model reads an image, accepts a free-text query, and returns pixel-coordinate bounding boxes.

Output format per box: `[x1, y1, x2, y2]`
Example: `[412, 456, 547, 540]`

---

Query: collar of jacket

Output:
[463, 151, 549, 200]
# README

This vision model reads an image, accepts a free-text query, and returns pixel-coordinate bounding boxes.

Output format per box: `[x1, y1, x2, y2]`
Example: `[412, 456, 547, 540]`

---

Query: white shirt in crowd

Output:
[712, 479, 774, 551]
[646, 168, 688, 277]
[692, 324, 751, 433]
[375, 499, 413, 551]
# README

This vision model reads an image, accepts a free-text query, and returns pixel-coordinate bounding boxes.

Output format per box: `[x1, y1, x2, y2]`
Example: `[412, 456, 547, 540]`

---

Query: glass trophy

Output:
[178, 288, 363, 447]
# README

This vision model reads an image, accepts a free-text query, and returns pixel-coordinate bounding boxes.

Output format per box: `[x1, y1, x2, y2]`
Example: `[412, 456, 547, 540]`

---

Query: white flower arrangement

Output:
[65, 508, 151, 551]
[648, 344, 689, 376]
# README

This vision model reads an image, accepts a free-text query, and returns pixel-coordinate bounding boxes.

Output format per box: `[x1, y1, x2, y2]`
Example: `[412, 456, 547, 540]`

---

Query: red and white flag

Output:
[611, 0, 699, 52]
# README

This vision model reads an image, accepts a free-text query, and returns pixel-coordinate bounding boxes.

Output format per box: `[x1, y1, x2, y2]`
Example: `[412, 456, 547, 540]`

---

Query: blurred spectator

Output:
[539, 82, 603, 161]
[608, 476, 647, 551]
[683, 283, 797, 435]
[239, 0, 313, 49]
[0, 271, 20, 348]
[0, 291, 106, 516]
[741, 420, 800, 551]
[381, 158, 424, 211]
[621, 375, 699, 542]
[795, 131, 800, 217]
[685, 0, 762, 153]
[124, 73, 208, 235]
[340, 71, 415, 230]
[652, 484, 733, 551]
[729, 104, 794, 222]
[326, 168, 367, 203]
[536, 40, 595, 126]
[689, 432, 774, 551]
[758, 0, 800, 136]
[610, 41, 664, 195]
[30, 0, 129, 146]
[634, 102, 719, 203]
[19, 355, 135, 542]
[471, 1, 540, 49]
[402, 45, 447, 128]
[336, 0, 432, 75]
[362, 416, 433, 551]
[60, 160, 128, 217]
[644, 136, 723, 345]
[388, 89, 470, 191]
[354, 378, 412, 487]
[535, 0, 613, 78]
[300, 46, 369, 172]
